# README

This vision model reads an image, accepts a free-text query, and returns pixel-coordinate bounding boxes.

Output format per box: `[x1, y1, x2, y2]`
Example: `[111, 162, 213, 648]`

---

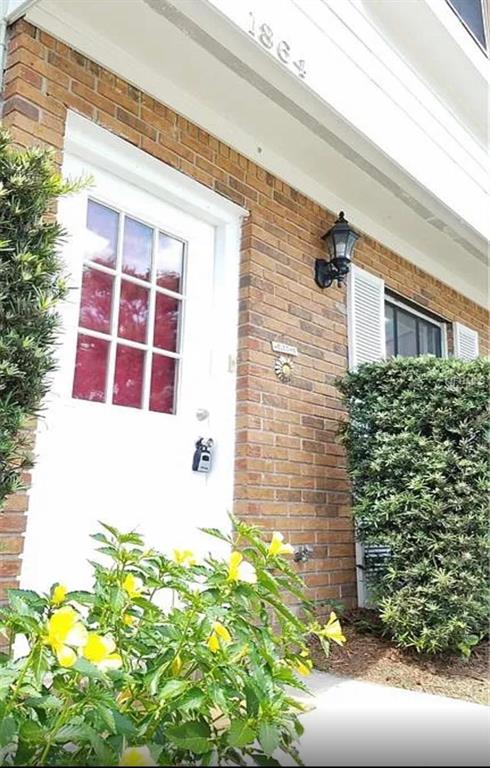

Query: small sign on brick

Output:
[271, 341, 298, 356]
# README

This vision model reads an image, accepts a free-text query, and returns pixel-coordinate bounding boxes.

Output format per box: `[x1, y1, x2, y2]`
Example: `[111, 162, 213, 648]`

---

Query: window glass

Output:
[447, 0, 487, 49]
[150, 354, 177, 414]
[79, 267, 113, 334]
[118, 280, 149, 344]
[113, 345, 145, 409]
[397, 309, 418, 357]
[122, 217, 153, 281]
[72, 335, 109, 402]
[85, 200, 118, 268]
[385, 303, 395, 358]
[419, 322, 441, 356]
[73, 199, 184, 413]
[385, 301, 443, 359]
[156, 234, 184, 292]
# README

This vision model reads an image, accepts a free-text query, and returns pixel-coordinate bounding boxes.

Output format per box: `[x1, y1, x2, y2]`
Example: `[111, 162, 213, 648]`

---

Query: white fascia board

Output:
[205, 0, 488, 241]
[5, 0, 39, 22]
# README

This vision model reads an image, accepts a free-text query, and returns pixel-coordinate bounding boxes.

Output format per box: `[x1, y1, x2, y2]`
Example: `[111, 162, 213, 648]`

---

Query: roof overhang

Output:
[10, 0, 490, 307]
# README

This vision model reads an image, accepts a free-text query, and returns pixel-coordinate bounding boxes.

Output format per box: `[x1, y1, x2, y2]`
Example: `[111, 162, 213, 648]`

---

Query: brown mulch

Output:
[310, 612, 489, 706]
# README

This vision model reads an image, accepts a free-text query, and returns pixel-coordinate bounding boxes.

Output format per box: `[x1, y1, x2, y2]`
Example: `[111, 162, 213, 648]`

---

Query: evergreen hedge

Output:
[0, 132, 78, 511]
[338, 355, 489, 655]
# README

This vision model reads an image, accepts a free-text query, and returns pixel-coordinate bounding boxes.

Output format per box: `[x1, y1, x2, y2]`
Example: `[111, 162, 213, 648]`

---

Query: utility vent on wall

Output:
[453, 322, 479, 360]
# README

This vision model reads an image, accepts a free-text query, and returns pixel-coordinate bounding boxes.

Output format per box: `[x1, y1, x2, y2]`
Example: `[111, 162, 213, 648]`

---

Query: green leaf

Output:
[0, 715, 17, 747]
[158, 679, 188, 701]
[112, 710, 137, 737]
[66, 590, 95, 605]
[19, 720, 45, 743]
[72, 657, 105, 680]
[227, 719, 255, 748]
[258, 723, 281, 756]
[167, 721, 211, 754]
[251, 755, 282, 767]
[178, 688, 206, 713]
[54, 721, 90, 743]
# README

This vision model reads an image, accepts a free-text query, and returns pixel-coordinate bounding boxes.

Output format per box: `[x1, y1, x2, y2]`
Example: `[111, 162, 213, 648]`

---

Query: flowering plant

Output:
[0, 519, 344, 765]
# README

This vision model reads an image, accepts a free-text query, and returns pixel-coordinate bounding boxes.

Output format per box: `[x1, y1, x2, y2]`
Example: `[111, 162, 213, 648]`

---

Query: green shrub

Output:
[337, 355, 489, 655]
[0, 520, 345, 766]
[0, 132, 79, 509]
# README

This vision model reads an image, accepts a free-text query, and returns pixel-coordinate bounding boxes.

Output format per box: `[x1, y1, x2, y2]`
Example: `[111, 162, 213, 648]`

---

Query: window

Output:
[385, 299, 444, 358]
[72, 199, 185, 413]
[447, 0, 488, 50]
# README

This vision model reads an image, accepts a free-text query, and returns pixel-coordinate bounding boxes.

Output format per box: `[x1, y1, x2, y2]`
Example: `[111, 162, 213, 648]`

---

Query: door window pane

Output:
[150, 354, 176, 414]
[122, 217, 153, 281]
[397, 309, 418, 357]
[79, 267, 113, 334]
[385, 304, 395, 358]
[153, 293, 180, 352]
[74, 199, 185, 413]
[85, 200, 118, 268]
[156, 234, 184, 292]
[118, 280, 149, 343]
[113, 345, 145, 409]
[72, 334, 109, 402]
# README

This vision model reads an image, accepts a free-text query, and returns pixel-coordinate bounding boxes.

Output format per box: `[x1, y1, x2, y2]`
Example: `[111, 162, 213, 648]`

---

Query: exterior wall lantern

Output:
[315, 211, 359, 289]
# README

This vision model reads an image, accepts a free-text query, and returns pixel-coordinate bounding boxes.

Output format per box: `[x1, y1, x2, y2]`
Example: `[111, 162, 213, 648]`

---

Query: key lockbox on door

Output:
[192, 438, 214, 473]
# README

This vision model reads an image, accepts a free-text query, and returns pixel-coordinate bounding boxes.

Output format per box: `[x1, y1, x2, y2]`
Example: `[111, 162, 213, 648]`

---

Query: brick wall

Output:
[1, 20, 488, 610]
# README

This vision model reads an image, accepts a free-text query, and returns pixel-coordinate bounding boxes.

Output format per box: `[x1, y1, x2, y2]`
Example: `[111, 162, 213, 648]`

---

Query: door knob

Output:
[196, 408, 210, 421]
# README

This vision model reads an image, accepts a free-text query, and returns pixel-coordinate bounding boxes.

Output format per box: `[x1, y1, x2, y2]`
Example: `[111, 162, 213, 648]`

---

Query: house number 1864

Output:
[248, 12, 306, 79]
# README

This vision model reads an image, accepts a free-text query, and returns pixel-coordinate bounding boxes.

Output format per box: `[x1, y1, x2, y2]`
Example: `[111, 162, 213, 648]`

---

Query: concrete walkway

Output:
[284, 671, 490, 766]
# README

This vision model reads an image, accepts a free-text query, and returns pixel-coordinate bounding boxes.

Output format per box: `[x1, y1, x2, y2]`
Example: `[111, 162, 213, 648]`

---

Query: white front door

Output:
[21, 144, 240, 592]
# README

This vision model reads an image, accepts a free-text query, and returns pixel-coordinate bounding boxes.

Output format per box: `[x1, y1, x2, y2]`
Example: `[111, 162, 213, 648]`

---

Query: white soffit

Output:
[24, 0, 489, 308]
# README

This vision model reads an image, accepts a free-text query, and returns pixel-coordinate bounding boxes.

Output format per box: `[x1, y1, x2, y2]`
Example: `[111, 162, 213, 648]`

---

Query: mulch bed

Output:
[310, 611, 489, 706]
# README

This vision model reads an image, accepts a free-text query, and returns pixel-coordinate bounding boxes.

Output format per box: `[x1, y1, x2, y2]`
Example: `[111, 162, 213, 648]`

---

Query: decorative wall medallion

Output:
[274, 355, 293, 383]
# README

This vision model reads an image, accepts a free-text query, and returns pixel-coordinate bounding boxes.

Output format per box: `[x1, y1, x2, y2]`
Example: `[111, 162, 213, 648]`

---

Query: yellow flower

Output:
[207, 632, 221, 653]
[171, 654, 182, 675]
[123, 614, 137, 626]
[295, 660, 312, 676]
[172, 549, 197, 567]
[322, 612, 346, 646]
[119, 746, 156, 766]
[207, 621, 232, 653]
[83, 633, 122, 671]
[228, 551, 257, 584]
[122, 573, 143, 599]
[268, 532, 294, 557]
[213, 621, 232, 643]
[45, 606, 87, 667]
[51, 584, 68, 605]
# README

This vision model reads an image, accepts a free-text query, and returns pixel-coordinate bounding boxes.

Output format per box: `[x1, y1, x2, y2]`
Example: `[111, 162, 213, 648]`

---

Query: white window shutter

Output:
[453, 322, 479, 360]
[347, 265, 385, 607]
[347, 264, 386, 369]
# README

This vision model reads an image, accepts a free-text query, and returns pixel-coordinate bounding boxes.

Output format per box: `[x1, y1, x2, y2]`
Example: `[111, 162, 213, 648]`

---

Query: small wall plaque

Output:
[274, 356, 294, 383]
[271, 341, 298, 356]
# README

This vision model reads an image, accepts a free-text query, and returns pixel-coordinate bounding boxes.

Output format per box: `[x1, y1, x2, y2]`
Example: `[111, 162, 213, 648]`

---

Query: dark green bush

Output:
[0, 132, 78, 509]
[337, 355, 490, 655]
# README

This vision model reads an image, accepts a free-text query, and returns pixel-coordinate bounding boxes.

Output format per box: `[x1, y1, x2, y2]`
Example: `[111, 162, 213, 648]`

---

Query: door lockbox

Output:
[192, 438, 214, 473]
